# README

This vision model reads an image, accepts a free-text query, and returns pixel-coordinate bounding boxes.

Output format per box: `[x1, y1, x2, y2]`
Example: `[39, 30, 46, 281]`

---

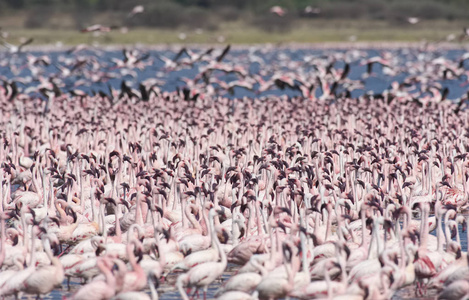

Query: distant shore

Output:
[15, 42, 469, 53]
[1, 19, 468, 48]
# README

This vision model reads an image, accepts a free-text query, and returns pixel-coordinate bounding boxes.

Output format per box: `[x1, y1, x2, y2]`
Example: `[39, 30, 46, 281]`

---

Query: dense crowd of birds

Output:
[1, 44, 469, 300]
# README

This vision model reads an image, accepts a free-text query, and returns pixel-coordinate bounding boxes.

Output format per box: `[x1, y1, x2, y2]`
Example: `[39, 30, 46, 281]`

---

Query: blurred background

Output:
[0, 0, 468, 44]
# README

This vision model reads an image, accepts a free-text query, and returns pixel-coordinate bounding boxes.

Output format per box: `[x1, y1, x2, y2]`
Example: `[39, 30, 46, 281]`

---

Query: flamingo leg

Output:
[417, 280, 424, 296]
[58, 244, 72, 257]
[188, 288, 196, 300]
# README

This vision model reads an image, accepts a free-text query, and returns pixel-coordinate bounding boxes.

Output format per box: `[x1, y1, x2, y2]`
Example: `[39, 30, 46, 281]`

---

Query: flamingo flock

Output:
[0, 44, 469, 300]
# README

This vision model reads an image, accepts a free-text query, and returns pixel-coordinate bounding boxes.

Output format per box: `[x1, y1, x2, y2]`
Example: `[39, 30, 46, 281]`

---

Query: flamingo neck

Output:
[419, 205, 429, 249]
[185, 204, 201, 232]
[443, 213, 453, 247]
[427, 160, 432, 196]
[177, 276, 190, 300]
[127, 242, 138, 271]
[29, 226, 37, 267]
[325, 206, 332, 241]
[435, 207, 444, 253]
[255, 201, 264, 236]
[210, 211, 226, 267]
[245, 207, 252, 238]
[100, 260, 117, 290]
[155, 234, 166, 268]
[361, 209, 367, 248]
[114, 204, 122, 244]
[79, 161, 85, 212]
[0, 218, 5, 266]
[135, 191, 144, 226]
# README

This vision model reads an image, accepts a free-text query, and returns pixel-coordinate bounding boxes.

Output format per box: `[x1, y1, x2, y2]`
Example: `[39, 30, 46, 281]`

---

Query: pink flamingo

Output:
[0, 222, 39, 298]
[255, 241, 296, 300]
[69, 257, 117, 300]
[176, 209, 227, 300]
[21, 233, 65, 298]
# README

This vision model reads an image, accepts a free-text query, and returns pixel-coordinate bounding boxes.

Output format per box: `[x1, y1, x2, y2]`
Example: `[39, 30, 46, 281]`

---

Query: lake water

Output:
[1, 47, 469, 101]
[2, 46, 469, 299]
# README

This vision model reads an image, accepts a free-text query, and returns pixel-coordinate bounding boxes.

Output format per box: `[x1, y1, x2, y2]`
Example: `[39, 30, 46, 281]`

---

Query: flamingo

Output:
[270, 6, 286, 17]
[112, 272, 159, 300]
[214, 266, 263, 296]
[176, 208, 227, 300]
[3, 42, 469, 300]
[255, 241, 296, 300]
[118, 238, 147, 293]
[69, 257, 117, 300]
[0, 223, 40, 298]
[438, 280, 469, 300]
[170, 205, 221, 272]
[21, 233, 64, 298]
[127, 5, 144, 18]
[216, 291, 256, 300]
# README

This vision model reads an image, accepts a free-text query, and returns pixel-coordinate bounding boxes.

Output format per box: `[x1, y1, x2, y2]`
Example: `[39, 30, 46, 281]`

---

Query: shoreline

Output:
[19, 41, 469, 52]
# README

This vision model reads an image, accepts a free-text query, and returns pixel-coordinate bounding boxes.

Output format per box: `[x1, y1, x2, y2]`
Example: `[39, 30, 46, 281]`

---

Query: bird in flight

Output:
[0, 37, 33, 54]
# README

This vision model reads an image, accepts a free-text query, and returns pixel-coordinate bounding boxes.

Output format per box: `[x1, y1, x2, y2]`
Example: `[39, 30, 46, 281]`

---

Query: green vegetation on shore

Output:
[2, 0, 469, 46]
[3, 19, 468, 46]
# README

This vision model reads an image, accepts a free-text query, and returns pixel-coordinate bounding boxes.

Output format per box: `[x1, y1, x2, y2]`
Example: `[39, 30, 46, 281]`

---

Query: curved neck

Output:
[210, 212, 226, 267]
[43, 236, 59, 267]
[127, 241, 139, 271]
[251, 256, 268, 276]
[177, 276, 190, 300]
[55, 200, 68, 222]
[149, 275, 158, 300]
[185, 204, 202, 232]
[99, 260, 116, 289]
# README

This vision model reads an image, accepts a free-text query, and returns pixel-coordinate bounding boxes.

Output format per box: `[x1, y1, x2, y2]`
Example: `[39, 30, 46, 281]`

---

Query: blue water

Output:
[1, 47, 468, 101]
